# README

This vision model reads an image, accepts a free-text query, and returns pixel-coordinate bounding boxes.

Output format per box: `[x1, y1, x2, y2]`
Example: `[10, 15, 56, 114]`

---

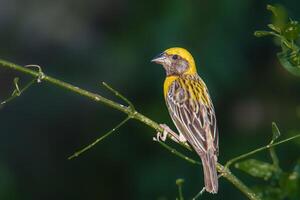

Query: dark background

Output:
[0, 0, 300, 199]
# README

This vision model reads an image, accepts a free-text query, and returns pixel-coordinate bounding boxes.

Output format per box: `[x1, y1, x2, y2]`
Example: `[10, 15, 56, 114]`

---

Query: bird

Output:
[151, 47, 219, 193]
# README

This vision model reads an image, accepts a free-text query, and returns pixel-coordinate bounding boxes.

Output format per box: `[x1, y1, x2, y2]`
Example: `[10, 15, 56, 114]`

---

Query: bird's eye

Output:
[172, 55, 178, 60]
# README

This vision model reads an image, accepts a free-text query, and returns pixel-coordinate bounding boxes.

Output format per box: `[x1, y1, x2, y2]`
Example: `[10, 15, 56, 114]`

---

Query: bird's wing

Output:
[166, 77, 218, 155]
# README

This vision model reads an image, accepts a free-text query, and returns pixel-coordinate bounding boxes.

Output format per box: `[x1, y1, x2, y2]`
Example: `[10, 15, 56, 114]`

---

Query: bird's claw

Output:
[153, 124, 188, 147]
[153, 124, 169, 142]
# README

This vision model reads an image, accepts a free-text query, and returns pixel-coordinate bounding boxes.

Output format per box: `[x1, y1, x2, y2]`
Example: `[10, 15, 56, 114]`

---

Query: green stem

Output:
[102, 82, 135, 110]
[218, 164, 260, 200]
[269, 147, 280, 170]
[0, 59, 163, 130]
[0, 59, 259, 200]
[178, 185, 184, 200]
[226, 134, 300, 168]
[68, 116, 131, 160]
[1, 78, 36, 106]
[176, 179, 185, 200]
[158, 141, 201, 165]
[192, 187, 205, 200]
[159, 142, 260, 200]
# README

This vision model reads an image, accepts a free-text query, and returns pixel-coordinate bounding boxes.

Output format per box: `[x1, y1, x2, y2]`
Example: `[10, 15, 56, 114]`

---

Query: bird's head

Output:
[151, 47, 197, 76]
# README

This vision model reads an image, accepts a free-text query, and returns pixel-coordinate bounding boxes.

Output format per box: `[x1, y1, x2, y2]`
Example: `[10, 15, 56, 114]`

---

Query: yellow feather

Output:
[163, 48, 210, 106]
[164, 47, 197, 75]
[164, 76, 178, 97]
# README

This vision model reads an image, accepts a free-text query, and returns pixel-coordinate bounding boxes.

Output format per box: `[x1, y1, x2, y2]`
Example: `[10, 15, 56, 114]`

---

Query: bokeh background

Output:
[0, 0, 300, 199]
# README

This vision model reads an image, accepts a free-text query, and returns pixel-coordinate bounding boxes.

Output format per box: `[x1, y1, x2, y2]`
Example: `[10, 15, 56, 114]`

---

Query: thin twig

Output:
[218, 164, 260, 200]
[12, 77, 21, 96]
[192, 187, 205, 200]
[68, 116, 131, 159]
[103, 82, 192, 151]
[102, 82, 135, 110]
[269, 147, 280, 170]
[1, 78, 36, 106]
[157, 141, 201, 165]
[176, 179, 185, 200]
[225, 133, 300, 168]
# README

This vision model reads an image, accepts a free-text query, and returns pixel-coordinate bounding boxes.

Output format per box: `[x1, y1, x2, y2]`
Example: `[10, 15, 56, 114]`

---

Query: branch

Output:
[217, 165, 260, 200]
[102, 82, 135, 110]
[0, 59, 260, 200]
[68, 116, 131, 160]
[1, 77, 36, 106]
[225, 133, 300, 168]
[176, 179, 185, 200]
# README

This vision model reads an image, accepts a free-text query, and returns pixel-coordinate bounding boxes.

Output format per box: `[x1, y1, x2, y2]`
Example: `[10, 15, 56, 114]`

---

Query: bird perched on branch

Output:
[151, 47, 219, 193]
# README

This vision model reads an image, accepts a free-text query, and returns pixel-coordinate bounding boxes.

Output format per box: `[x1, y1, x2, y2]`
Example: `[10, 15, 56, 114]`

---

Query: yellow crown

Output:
[164, 47, 197, 74]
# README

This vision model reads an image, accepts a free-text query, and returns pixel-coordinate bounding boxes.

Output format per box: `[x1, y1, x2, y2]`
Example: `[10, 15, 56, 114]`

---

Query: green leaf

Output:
[283, 20, 300, 41]
[271, 122, 281, 143]
[293, 159, 300, 175]
[287, 159, 300, 198]
[254, 31, 273, 37]
[252, 185, 284, 200]
[267, 24, 281, 33]
[235, 159, 277, 180]
[267, 5, 279, 17]
[267, 4, 288, 31]
[277, 51, 300, 77]
[279, 169, 300, 199]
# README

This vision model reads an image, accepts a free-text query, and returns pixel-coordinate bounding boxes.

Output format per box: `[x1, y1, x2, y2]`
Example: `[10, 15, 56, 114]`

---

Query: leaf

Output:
[277, 51, 300, 77]
[293, 159, 300, 175]
[255, 4, 300, 78]
[254, 31, 273, 37]
[271, 122, 281, 143]
[235, 159, 277, 180]
[267, 4, 288, 30]
[283, 159, 300, 199]
[267, 4, 279, 17]
[283, 20, 300, 41]
[267, 24, 281, 33]
[252, 185, 284, 200]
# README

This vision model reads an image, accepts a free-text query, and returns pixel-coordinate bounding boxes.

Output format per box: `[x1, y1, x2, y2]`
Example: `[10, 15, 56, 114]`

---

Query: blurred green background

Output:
[1, 0, 300, 199]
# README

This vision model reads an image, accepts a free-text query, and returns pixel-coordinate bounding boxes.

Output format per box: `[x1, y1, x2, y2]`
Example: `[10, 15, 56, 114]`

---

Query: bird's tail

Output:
[200, 151, 218, 193]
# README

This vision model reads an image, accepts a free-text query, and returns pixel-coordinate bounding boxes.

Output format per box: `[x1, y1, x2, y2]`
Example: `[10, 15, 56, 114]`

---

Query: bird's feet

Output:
[153, 124, 169, 142]
[153, 124, 188, 145]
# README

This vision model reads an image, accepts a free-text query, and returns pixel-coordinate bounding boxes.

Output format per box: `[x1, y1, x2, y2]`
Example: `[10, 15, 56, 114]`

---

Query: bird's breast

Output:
[164, 76, 178, 98]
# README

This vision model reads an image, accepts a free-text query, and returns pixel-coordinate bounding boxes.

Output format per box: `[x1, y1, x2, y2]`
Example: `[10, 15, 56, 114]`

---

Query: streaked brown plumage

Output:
[152, 47, 219, 193]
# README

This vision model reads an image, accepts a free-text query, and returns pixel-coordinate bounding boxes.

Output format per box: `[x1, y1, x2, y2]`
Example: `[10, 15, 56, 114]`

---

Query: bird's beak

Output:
[151, 52, 167, 64]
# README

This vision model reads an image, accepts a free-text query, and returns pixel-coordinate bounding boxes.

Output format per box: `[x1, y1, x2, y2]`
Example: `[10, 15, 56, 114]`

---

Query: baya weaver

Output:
[152, 47, 219, 193]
